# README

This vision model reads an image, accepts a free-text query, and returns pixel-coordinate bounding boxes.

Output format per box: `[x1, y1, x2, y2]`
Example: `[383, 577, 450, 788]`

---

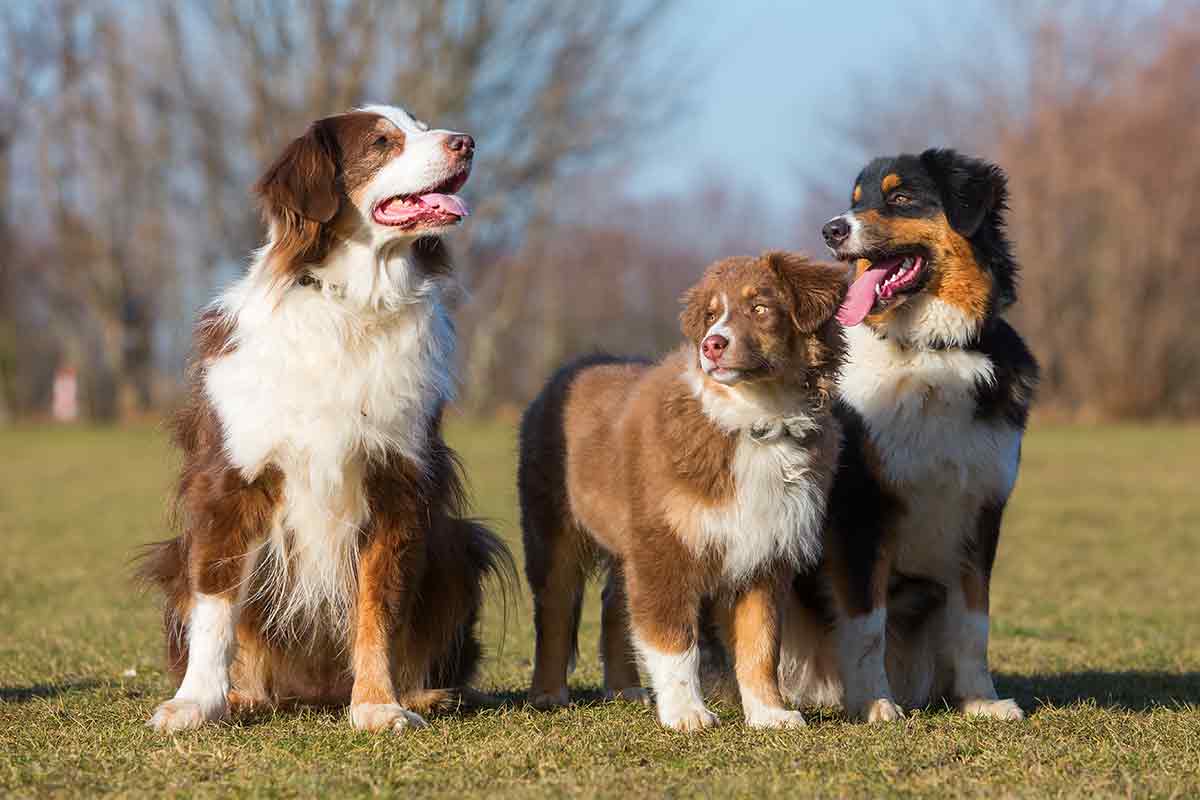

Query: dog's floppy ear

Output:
[766, 251, 847, 333]
[255, 118, 341, 225]
[920, 148, 1007, 237]
[679, 282, 710, 342]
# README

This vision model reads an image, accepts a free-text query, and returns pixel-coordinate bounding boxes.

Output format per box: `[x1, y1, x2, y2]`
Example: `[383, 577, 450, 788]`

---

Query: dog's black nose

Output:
[822, 217, 850, 247]
[445, 134, 475, 156]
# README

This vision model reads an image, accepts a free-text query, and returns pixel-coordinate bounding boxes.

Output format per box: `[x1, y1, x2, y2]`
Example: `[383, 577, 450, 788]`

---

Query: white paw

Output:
[962, 697, 1024, 720]
[849, 697, 904, 723]
[349, 703, 428, 733]
[658, 702, 720, 732]
[528, 687, 570, 709]
[605, 687, 652, 706]
[147, 698, 226, 732]
[746, 707, 808, 730]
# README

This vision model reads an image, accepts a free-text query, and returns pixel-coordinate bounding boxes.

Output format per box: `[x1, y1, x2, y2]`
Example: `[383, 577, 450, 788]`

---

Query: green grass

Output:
[2, 420, 1198, 798]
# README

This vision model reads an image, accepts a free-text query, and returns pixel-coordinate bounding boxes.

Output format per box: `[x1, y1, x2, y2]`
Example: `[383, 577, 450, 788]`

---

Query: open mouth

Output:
[706, 366, 744, 385]
[836, 252, 927, 327]
[371, 169, 471, 230]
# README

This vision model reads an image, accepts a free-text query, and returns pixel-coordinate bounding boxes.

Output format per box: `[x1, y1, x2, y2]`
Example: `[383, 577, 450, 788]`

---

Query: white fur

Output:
[742, 693, 808, 729]
[835, 609, 902, 722]
[698, 293, 733, 380]
[205, 264, 454, 640]
[199, 103, 462, 641]
[148, 593, 239, 731]
[673, 365, 837, 584]
[943, 606, 995, 702]
[828, 212, 865, 254]
[349, 703, 428, 732]
[938, 592, 1023, 718]
[356, 104, 468, 226]
[874, 295, 982, 350]
[634, 636, 717, 731]
[735, 625, 807, 729]
[838, 324, 1022, 578]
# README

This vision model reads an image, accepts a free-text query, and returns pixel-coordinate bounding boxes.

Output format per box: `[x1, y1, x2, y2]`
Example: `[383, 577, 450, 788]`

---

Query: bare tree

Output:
[1, 0, 683, 420]
[797, 0, 1200, 419]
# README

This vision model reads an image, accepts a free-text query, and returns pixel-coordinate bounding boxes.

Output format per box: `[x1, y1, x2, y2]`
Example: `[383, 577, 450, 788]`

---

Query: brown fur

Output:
[852, 210, 993, 325]
[253, 111, 417, 282]
[519, 253, 845, 723]
[138, 110, 510, 725]
[140, 384, 511, 711]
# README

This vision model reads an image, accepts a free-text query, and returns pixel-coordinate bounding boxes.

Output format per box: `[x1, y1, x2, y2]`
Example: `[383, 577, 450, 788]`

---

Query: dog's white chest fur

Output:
[203, 281, 454, 635]
[694, 427, 836, 583]
[680, 368, 837, 584]
[838, 325, 1021, 576]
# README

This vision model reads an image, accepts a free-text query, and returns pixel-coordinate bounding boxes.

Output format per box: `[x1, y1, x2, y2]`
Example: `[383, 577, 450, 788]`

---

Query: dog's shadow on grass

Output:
[0, 678, 106, 703]
[997, 671, 1200, 712]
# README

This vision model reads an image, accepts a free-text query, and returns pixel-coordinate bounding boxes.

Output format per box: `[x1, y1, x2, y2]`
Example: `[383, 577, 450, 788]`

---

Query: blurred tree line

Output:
[1, 0, 1196, 422]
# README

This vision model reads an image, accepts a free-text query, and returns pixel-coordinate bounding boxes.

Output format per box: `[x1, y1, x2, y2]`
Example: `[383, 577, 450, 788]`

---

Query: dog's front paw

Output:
[349, 703, 428, 733]
[746, 706, 808, 730]
[962, 697, 1024, 720]
[605, 687, 652, 706]
[147, 698, 226, 732]
[848, 697, 904, 723]
[658, 701, 719, 732]
[527, 686, 570, 710]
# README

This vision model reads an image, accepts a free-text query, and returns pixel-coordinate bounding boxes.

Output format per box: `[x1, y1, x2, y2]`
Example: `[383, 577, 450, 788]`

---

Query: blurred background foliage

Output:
[1, 0, 1196, 422]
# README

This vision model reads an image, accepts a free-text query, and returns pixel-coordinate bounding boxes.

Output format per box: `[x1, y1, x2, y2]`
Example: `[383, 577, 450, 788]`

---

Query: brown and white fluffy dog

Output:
[140, 105, 511, 733]
[519, 253, 846, 731]
[775, 149, 1039, 722]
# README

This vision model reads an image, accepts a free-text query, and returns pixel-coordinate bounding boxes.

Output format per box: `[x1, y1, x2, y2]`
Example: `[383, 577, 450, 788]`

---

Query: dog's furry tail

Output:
[131, 537, 190, 679]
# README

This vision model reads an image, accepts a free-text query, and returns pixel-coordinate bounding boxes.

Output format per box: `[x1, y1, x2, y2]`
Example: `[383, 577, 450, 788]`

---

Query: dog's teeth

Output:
[902, 257, 913, 268]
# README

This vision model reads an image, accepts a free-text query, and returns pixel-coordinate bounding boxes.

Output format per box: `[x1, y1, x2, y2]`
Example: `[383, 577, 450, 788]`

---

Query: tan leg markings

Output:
[727, 580, 806, 729]
[348, 536, 426, 733]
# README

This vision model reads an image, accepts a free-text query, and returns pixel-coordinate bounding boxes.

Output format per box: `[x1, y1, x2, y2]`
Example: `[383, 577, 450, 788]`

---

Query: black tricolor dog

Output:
[774, 149, 1039, 721]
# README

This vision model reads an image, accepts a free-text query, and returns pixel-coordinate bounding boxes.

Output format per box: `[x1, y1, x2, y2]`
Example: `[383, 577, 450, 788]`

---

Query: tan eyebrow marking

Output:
[852, 184, 862, 203]
[741, 285, 757, 299]
[707, 296, 720, 311]
[881, 173, 902, 193]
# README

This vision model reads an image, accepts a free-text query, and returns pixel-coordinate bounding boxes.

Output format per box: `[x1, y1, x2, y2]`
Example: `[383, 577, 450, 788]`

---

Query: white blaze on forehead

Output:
[699, 293, 733, 372]
[359, 104, 430, 134]
[704, 293, 731, 339]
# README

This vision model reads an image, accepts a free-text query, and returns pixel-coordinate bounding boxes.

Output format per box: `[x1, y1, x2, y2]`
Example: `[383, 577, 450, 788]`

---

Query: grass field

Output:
[2, 420, 1198, 798]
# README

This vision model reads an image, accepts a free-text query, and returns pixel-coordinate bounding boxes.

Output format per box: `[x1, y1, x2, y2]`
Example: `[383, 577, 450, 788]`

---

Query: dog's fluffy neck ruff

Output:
[205, 231, 455, 641]
[678, 357, 835, 582]
[869, 294, 982, 352]
[683, 358, 823, 442]
[258, 221, 448, 314]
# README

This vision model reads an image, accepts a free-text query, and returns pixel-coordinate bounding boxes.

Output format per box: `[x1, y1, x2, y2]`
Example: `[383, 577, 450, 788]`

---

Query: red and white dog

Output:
[141, 105, 510, 733]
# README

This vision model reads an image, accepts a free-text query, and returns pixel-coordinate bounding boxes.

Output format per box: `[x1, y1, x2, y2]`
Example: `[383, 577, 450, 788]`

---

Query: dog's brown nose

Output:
[445, 134, 475, 157]
[702, 334, 728, 362]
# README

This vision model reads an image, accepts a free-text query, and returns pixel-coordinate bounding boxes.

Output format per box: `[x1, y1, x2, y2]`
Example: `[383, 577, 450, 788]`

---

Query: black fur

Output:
[849, 148, 1019, 325]
[781, 150, 1039, 714]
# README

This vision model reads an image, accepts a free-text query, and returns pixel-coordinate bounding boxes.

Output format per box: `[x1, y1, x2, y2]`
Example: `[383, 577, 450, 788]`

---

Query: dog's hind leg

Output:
[600, 564, 649, 704]
[525, 521, 590, 709]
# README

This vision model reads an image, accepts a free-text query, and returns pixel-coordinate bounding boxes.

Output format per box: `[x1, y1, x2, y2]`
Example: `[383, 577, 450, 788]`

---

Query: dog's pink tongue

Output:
[836, 267, 891, 327]
[420, 193, 469, 217]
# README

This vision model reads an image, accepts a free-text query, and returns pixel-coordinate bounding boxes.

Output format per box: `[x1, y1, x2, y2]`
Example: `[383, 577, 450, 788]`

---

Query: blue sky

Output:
[629, 0, 998, 203]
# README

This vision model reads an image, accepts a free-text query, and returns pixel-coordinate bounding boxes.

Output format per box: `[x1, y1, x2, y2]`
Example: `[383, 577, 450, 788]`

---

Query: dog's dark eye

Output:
[374, 135, 390, 148]
[752, 304, 769, 316]
[889, 193, 912, 206]
[704, 311, 717, 323]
